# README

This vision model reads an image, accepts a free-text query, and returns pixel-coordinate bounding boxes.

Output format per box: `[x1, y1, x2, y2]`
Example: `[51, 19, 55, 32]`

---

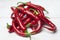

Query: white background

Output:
[0, 0, 60, 40]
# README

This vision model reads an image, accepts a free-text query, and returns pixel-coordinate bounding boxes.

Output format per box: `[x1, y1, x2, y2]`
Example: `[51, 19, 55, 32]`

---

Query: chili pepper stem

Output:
[7, 23, 10, 29]
[45, 16, 50, 19]
[17, 2, 26, 5]
[30, 8, 38, 15]
[44, 10, 49, 14]
[26, 23, 30, 28]
[25, 29, 31, 37]
[30, 36, 31, 40]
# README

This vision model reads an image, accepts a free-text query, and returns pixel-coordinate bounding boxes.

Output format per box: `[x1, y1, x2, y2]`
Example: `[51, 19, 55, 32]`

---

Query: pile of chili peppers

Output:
[7, 2, 56, 37]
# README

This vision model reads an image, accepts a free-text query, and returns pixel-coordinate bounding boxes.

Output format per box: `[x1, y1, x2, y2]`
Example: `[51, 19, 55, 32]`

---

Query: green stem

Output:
[26, 23, 30, 28]
[46, 16, 50, 19]
[25, 29, 31, 37]
[30, 36, 31, 40]
[26, 33, 31, 37]
[7, 23, 10, 29]
[30, 8, 38, 15]
[44, 10, 49, 14]
[17, 2, 26, 5]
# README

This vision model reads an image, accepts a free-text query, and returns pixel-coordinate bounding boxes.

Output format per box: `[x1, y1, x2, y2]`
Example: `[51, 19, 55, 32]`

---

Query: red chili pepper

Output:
[25, 2, 56, 32]
[13, 8, 26, 31]
[23, 17, 31, 25]
[7, 2, 57, 37]
[31, 20, 42, 34]
[25, 19, 42, 34]
[7, 23, 14, 33]
[17, 2, 44, 15]
[18, 6, 43, 34]
[12, 20, 31, 37]
[30, 7, 56, 32]
[38, 14, 56, 32]
[17, 7, 39, 21]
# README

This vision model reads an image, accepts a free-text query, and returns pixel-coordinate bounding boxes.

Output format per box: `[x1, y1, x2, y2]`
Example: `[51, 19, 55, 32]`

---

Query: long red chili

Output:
[38, 14, 56, 31]
[25, 2, 56, 32]
[13, 8, 26, 31]
[12, 20, 31, 37]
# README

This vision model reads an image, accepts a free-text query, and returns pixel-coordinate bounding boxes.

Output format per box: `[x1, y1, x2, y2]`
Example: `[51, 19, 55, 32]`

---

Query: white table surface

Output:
[0, 0, 60, 40]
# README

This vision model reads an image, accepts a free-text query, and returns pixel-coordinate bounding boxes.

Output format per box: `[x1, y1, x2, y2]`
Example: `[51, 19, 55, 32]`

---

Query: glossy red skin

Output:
[38, 13, 56, 31]
[13, 8, 26, 31]
[10, 6, 39, 34]
[30, 20, 38, 30]
[12, 21, 27, 37]
[24, 6, 44, 33]
[8, 26, 14, 33]
[18, 2, 44, 15]
[9, 2, 56, 36]
[18, 7, 39, 21]
[19, 13, 24, 18]
[17, 6, 43, 34]
[26, 2, 44, 15]
[25, 2, 56, 32]
[26, 7, 44, 32]
[25, 8, 43, 34]
[9, 5, 25, 32]
[30, 20, 42, 34]
[23, 17, 31, 25]
[10, 6, 27, 33]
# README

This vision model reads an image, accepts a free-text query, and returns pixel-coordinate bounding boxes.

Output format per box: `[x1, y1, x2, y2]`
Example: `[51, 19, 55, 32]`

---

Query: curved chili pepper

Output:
[23, 17, 31, 25]
[30, 7, 56, 32]
[13, 8, 26, 31]
[25, 20, 42, 35]
[17, 2, 44, 15]
[38, 14, 56, 32]
[17, 7, 39, 21]
[25, 2, 56, 32]
[30, 20, 42, 34]
[7, 23, 14, 33]
[12, 20, 31, 37]
[18, 6, 43, 34]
